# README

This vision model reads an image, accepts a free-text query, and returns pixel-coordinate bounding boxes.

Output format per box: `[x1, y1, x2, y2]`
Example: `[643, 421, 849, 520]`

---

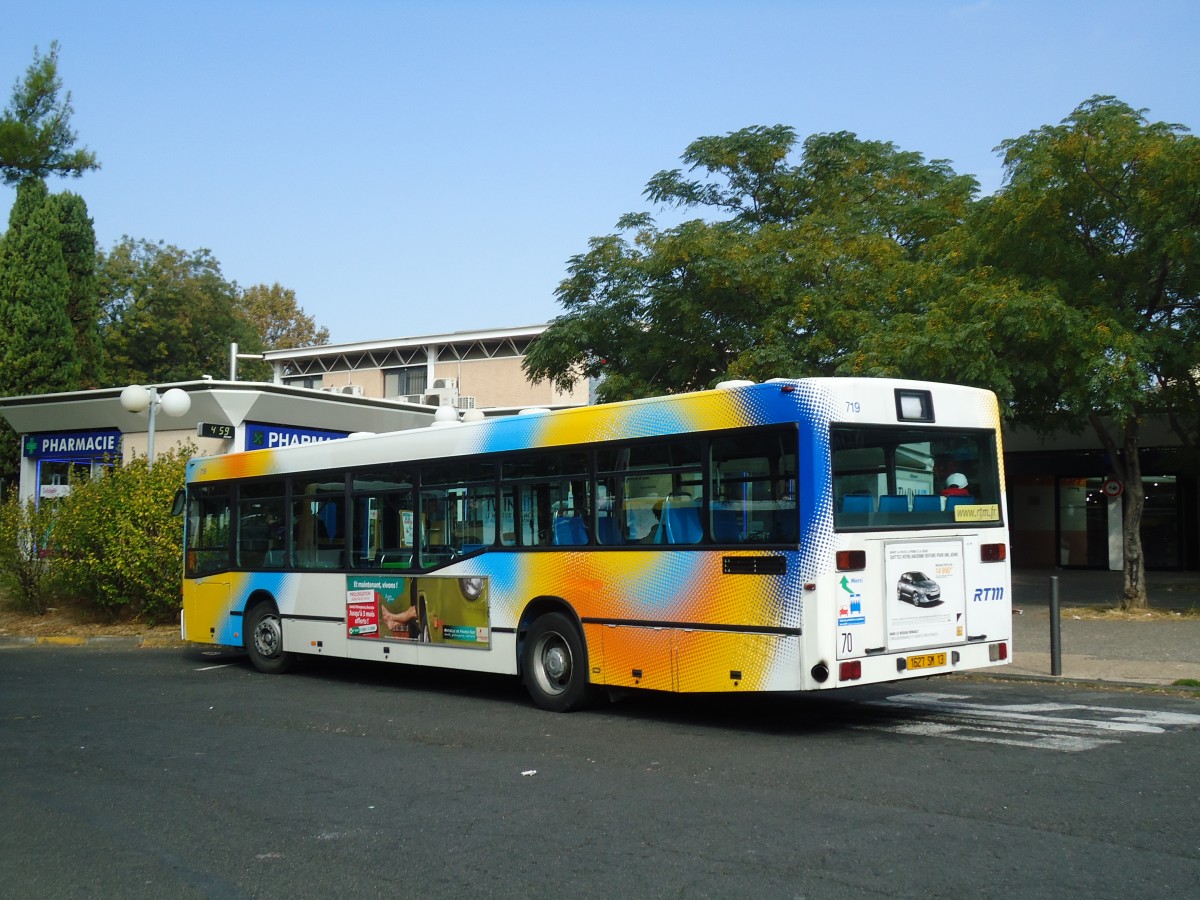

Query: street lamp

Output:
[230, 342, 266, 381]
[120, 385, 192, 467]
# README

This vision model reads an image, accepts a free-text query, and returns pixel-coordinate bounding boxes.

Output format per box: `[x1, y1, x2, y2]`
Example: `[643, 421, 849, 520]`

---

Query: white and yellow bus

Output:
[180, 378, 1012, 711]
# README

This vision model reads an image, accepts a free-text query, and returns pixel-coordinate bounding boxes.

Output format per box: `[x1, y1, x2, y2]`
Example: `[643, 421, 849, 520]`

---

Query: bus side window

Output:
[710, 427, 798, 544]
[595, 477, 624, 545]
[186, 487, 231, 576]
[238, 483, 285, 569]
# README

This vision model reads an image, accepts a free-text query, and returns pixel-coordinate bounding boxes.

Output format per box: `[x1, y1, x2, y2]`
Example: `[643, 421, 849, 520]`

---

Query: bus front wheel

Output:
[245, 603, 293, 674]
[522, 612, 590, 712]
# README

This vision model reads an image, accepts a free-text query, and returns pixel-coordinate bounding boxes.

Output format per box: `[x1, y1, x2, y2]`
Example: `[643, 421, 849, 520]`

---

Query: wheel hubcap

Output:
[254, 616, 281, 657]
[537, 634, 571, 695]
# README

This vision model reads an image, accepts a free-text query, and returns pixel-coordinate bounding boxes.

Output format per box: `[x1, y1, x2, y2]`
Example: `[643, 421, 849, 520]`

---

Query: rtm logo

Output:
[972, 587, 1005, 602]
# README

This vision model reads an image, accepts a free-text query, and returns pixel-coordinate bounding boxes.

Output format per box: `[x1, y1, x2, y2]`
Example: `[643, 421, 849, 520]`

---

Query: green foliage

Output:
[6, 174, 48, 227]
[46, 191, 102, 384]
[98, 238, 259, 385]
[0, 178, 100, 487]
[524, 125, 980, 402]
[235, 282, 330, 380]
[0, 491, 61, 614]
[530, 101, 1198, 609]
[0, 191, 82, 395]
[52, 445, 190, 624]
[0, 41, 99, 186]
[969, 96, 1200, 432]
[963, 96, 1200, 608]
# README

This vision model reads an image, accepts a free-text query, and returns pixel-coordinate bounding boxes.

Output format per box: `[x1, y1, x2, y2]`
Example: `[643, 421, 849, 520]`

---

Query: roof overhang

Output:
[262, 323, 550, 363]
[0, 380, 436, 436]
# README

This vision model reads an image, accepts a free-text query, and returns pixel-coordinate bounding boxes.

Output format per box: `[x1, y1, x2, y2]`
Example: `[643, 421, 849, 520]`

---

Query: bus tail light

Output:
[989, 642, 1008, 662]
[836, 550, 866, 571]
[981, 543, 1006, 562]
[839, 660, 862, 681]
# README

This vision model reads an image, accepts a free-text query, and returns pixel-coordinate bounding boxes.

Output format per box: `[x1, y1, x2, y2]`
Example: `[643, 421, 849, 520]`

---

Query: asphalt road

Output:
[3, 645, 1199, 899]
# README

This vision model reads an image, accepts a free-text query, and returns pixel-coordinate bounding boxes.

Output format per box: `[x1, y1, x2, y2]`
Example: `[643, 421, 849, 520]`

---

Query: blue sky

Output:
[3, 1, 1197, 345]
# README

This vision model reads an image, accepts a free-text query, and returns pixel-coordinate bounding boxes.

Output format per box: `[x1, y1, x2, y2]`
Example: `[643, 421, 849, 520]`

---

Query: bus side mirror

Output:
[171, 489, 186, 517]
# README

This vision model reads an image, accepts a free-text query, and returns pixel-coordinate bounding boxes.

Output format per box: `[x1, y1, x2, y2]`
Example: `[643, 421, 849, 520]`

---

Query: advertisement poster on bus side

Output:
[346, 576, 406, 638]
[884, 540, 966, 651]
[346, 575, 490, 648]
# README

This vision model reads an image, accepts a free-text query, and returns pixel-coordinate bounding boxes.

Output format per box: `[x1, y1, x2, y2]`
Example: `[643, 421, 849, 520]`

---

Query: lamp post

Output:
[230, 342, 267, 381]
[120, 385, 192, 467]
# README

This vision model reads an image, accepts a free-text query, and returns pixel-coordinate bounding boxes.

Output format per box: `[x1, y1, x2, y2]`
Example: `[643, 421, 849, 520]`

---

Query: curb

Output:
[0, 635, 186, 649]
[958, 670, 1200, 695]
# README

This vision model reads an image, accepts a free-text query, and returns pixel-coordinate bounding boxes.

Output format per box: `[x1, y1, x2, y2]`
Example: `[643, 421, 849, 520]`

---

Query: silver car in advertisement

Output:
[897, 571, 943, 607]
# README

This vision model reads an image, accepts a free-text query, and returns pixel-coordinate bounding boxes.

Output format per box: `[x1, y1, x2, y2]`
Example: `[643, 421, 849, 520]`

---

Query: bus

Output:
[179, 377, 1012, 711]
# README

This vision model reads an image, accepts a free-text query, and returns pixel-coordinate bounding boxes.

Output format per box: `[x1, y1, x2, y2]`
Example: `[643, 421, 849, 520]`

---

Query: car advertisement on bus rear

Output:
[884, 540, 966, 651]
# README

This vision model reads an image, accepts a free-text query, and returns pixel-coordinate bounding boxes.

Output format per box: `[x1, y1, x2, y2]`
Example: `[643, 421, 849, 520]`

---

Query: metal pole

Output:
[1049, 575, 1062, 676]
[146, 389, 158, 468]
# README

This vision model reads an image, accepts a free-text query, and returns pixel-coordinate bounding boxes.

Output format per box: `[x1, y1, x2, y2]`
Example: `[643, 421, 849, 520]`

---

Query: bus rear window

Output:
[831, 426, 1002, 529]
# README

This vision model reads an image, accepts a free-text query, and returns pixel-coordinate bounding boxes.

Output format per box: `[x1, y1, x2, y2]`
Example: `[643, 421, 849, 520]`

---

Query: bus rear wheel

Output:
[245, 602, 293, 674]
[522, 612, 591, 712]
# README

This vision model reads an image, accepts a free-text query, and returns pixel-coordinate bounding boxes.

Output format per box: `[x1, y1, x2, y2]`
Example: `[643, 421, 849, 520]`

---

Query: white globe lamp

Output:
[121, 385, 192, 467]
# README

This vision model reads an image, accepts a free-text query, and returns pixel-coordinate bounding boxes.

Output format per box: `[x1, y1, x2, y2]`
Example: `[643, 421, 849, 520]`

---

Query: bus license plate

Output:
[906, 652, 947, 670]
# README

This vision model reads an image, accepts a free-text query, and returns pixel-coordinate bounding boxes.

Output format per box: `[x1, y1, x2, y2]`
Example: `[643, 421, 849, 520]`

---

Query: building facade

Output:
[0, 381, 436, 505]
[1004, 419, 1197, 571]
[263, 324, 585, 411]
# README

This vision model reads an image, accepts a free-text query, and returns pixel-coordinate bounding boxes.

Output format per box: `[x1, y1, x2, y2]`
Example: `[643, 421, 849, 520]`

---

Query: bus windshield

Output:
[831, 425, 1002, 529]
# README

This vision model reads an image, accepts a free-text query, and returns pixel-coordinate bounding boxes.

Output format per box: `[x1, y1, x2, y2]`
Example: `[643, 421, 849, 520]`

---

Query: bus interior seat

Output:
[841, 495, 873, 514]
[597, 515, 623, 545]
[945, 495, 974, 512]
[553, 515, 588, 546]
[912, 495, 943, 512]
[661, 499, 703, 544]
[711, 506, 743, 542]
[878, 494, 909, 513]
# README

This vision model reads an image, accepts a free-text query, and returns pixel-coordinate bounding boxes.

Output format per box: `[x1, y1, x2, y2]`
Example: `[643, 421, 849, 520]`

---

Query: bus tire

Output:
[245, 602, 293, 674]
[522, 612, 591, 712]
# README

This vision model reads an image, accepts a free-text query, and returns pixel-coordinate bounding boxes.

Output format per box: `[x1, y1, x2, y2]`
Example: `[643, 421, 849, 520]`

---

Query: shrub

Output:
[53, 445, 192, 624]
[0, 492, 61, 614]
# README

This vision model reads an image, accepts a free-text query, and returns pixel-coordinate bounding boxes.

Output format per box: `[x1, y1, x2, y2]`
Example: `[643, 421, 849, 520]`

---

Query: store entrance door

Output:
[1142, 476, 1181, 569]
[1057, 475, 1182, 570]
[1057, 477, 1111, 568]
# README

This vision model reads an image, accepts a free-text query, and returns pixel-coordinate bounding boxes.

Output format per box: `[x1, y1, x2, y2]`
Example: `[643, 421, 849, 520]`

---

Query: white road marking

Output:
[856, 691, 1200, 752]
[195, 663, 239, 671]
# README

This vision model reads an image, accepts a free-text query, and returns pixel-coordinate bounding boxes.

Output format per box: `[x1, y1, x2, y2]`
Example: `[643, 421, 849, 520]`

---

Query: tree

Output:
[957, 97, 1200, 609]
[234, 282, 330, 380]
[238, 282, 330, 349]
[524, 125, 978, 402]
[0, 192, 81, 395]
[0, 177, 100, 390]
[47, 190, 103, 384]
[526, 110, 1200, 609]
[0, 43, 101, 487]
[0, 41, 98, 186]
[98, 238, 259, 385]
